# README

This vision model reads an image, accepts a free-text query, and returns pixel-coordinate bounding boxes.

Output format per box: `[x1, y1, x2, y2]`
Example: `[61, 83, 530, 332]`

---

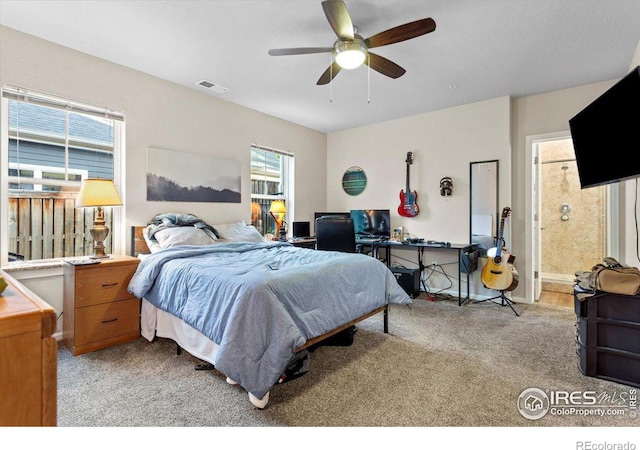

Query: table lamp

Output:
[76, 178, 123, 259]
[269, 200, 287, 241]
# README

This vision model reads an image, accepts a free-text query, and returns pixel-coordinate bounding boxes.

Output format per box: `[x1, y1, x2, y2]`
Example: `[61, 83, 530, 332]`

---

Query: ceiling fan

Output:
[268, 0, 436, 85]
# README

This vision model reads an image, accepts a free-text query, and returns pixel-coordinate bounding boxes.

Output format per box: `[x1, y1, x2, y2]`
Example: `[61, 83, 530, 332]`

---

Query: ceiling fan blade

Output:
[322, 0, 354, 40]
[365, 53, 406, 79]
[268, 47, 333, 56]
[365, 18, 436, 48]
[317, 62, 342, 85]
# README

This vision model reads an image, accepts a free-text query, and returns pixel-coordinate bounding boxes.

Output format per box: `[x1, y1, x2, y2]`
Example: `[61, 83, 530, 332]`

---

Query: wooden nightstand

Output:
[63, 255, 140, 356]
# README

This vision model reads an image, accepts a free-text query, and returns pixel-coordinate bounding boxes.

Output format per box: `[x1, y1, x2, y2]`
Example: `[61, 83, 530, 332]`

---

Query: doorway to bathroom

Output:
[526, 132, 618, 303]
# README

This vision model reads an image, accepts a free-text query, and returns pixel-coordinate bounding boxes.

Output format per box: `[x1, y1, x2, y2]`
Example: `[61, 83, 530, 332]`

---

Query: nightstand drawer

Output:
[75, 265, 136, 308]
[74, 298, 140, 346]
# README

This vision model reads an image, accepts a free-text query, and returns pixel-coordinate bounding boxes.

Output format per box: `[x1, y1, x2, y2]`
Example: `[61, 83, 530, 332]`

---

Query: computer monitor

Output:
[350, 209, 391, 238]
[292, 221, 311, 238]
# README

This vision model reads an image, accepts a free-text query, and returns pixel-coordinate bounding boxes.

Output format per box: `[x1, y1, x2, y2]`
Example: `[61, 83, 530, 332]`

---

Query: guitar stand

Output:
[473, 290, 519, 316]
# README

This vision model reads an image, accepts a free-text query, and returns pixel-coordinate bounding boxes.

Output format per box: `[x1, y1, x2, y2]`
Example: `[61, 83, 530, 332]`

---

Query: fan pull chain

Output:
[367, 54, 371, 104]
[329, 53, 333, 103]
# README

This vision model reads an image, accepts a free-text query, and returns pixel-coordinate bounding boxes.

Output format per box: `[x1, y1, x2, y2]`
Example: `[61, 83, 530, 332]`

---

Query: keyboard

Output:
[356, 235, 388, 242]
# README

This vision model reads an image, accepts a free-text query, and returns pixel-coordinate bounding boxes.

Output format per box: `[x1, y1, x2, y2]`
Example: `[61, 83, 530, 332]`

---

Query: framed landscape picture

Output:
[146, 147, 241, 203]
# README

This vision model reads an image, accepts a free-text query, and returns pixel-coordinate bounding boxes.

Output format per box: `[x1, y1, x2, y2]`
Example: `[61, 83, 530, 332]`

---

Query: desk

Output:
[357, 239, 478, 305]
[288, 238, 316, 249]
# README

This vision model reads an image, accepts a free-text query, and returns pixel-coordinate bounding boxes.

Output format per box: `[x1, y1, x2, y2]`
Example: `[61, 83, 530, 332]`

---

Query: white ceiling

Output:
[1, 0, 640, 134]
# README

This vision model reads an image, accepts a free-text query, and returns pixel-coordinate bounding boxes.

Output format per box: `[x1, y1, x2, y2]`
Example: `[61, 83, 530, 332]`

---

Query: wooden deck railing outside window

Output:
[7, 192, 113, 261]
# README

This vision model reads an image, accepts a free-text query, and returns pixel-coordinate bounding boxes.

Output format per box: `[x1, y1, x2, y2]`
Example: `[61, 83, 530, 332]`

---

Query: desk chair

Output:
[315, 216, 357, 253]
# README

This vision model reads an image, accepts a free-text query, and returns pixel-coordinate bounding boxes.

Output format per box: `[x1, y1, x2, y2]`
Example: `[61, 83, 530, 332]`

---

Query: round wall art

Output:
[342, 166, 367, 196]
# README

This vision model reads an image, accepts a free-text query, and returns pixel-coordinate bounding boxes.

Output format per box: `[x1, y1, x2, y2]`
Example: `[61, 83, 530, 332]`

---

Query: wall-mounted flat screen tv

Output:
[569, 65, 640, 189]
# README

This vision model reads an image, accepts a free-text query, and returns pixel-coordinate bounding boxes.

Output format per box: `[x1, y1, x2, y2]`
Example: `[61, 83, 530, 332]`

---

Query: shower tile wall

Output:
[540, 139, 605, 280]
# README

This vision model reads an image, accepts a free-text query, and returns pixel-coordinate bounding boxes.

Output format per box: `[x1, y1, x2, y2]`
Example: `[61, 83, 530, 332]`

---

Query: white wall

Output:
[0, 25, 327, 326]
[327, 96, 511, 298]
[631, 39, 640, 69]
[327, 96, 511, 241]
[9, 267, 64, 339]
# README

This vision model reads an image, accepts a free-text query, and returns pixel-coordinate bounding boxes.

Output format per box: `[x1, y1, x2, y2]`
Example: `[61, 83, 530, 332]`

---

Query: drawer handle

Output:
[101, 282, 119, 288]
[101, 318, 118, 324]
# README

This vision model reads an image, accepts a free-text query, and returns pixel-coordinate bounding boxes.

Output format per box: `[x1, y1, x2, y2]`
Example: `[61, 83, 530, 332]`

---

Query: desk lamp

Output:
[269, 200, 287, 241]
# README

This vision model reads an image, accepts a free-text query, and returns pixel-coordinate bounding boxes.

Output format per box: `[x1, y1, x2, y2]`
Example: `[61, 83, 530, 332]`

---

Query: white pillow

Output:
[215, 221, 266, 243]
[154, 226, 217, 249]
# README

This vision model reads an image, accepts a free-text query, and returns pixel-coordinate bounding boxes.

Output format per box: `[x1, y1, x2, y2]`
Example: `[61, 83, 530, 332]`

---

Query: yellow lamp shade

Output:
[269, 200, 287, 214]
[76, 179, 123, 207]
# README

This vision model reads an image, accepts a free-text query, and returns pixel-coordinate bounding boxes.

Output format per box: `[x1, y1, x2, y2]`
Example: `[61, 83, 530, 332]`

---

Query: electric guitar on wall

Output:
[398, 152, 419, 217]
[481, 207, 519, 291]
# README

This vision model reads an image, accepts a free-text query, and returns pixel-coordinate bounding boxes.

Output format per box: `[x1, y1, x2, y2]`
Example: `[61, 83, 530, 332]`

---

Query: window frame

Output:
[9, 162, 89, 190]
[250, 144, 295, 236]
[0, 87, 126, 266]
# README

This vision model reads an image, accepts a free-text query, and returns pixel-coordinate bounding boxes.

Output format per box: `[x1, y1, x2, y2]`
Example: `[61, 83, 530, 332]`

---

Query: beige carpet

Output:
[56, 295, 638, 429]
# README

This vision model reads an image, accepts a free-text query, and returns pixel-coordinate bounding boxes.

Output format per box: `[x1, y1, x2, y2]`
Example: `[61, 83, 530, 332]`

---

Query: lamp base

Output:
[278, 225, 287, 241]
[89, 207, 111, 259]
[89, 241, 111, 259]
[89, 251, 111, 260]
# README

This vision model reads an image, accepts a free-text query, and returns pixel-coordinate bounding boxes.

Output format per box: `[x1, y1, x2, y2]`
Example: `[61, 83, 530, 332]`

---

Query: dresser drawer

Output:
[75, 265, 136, 308]
[74, 298, 140, 346]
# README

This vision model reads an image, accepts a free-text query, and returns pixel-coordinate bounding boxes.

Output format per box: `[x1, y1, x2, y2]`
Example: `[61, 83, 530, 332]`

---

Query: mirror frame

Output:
[469, 159, 499, 243]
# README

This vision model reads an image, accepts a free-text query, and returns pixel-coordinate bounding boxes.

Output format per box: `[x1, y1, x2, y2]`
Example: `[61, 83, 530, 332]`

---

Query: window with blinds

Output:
[250, 144, 294, 236]
[1, 86, 125, 264]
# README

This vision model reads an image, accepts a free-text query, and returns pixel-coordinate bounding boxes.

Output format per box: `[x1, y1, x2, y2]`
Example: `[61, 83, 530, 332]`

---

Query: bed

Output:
[127, 217, 411, 408]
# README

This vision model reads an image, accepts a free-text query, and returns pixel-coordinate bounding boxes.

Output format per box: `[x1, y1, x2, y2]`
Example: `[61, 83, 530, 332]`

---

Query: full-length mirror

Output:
[470, 160, 499, 254]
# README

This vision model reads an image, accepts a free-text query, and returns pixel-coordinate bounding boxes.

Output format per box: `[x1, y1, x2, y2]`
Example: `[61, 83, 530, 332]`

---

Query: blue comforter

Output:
[128, 241, 411, 399]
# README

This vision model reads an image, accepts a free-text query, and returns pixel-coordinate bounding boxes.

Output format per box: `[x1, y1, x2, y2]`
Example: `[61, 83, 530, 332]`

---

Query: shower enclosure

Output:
[538, 138, 607, 291]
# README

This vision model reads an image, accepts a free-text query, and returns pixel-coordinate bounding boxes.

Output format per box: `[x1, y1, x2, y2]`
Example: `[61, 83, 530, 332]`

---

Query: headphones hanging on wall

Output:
[439, 177, 453, 196]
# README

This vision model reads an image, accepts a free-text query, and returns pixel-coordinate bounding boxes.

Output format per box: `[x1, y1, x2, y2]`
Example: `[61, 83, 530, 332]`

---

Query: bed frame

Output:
[131, 226, 150, 257]
[130, 225, 389, 350]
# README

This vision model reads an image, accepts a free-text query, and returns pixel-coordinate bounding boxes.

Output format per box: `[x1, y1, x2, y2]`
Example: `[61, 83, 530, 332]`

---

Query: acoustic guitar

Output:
[504, 259, 519, 292]
[398, 151, 419, 217]
[481, 207, 519, 291]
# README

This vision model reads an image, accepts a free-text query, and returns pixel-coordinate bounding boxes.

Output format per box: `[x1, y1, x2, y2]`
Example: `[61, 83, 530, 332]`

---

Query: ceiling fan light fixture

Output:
[335, 40, 367, 69]
[268, 2, 436, 84]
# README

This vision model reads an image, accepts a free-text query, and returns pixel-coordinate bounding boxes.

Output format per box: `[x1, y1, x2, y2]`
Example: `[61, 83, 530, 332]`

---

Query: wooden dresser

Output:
[0, 270, 57, 426]
[63, 255, 140, 356]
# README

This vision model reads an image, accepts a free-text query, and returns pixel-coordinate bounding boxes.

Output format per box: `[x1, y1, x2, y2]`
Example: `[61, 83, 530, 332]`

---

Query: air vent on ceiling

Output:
[196, 80, 229, 94]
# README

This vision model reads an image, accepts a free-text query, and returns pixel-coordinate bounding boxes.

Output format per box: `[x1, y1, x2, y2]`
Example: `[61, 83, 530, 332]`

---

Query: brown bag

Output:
[587, 257, 640, 296]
